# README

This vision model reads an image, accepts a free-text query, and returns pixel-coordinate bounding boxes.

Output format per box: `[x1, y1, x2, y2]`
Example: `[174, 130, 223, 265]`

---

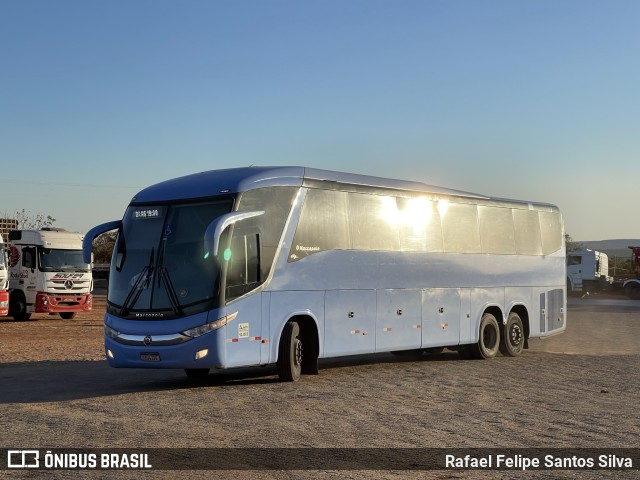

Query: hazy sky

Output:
[1, 0, 638, 241]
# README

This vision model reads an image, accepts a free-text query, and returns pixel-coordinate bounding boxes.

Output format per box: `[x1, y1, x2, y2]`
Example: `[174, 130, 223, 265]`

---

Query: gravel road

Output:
[1, 296, 639, 479]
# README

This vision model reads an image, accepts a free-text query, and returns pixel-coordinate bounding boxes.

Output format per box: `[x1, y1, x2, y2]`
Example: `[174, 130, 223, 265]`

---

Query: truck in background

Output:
[566, 249, 612, 295]
[0, 235, 8, 316]
[7, 228, 93, 320]
[621, 246, 640, 300]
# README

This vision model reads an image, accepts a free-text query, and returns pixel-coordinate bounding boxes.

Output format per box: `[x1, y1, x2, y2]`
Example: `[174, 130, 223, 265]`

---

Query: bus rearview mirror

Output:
[83, 220, 122, 264]
[204, 211, 264, 259]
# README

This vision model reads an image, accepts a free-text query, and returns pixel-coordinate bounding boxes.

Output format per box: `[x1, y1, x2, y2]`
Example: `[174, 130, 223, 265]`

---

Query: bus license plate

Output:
[140, 352, 161, 362]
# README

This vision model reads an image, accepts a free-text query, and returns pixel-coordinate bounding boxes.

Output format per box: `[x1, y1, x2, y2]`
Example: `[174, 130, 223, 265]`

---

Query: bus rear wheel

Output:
[472, 313, 500, 359]
[499, 312, 524, 357]
[277, 321, 302, 382]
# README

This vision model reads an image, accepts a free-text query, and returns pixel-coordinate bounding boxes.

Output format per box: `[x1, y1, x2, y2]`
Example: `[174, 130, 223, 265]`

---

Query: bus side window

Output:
[226, 233, 261, 300]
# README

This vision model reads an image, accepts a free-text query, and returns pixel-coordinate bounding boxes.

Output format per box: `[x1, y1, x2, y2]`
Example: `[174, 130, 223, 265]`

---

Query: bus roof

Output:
[130, 166, 558, 211]
[131, 166, 486, 203]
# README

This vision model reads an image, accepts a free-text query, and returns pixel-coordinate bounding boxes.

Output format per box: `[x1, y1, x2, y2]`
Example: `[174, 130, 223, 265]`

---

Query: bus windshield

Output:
[39, 248, 89, 272]
[108, 199, 233, 319]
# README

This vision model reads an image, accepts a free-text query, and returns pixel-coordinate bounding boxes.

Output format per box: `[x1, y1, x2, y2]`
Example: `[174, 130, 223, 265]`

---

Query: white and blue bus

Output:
[84, 167, 566, 381]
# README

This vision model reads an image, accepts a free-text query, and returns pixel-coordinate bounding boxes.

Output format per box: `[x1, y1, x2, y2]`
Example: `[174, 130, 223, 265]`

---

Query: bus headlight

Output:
[181, 312, 238, 339]
[105, 325, 120, 339]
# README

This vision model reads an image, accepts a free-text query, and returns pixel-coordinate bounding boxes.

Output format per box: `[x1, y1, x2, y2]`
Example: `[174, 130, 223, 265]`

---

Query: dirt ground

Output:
[1, 295, 639, 479]
[0, 294, 636, 363]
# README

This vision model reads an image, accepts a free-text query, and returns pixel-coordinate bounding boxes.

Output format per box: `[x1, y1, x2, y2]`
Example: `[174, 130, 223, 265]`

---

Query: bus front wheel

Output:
[499, 312, 524, 357]
[277, 321, 302, 382]
[472, 313, 500, 359]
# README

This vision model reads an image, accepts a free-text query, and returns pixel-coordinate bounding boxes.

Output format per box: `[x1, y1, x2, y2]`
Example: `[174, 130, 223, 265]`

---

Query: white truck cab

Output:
[0, 236, 8, 316]
[566, 249, 612, 294]
[8, 228, 93, 320]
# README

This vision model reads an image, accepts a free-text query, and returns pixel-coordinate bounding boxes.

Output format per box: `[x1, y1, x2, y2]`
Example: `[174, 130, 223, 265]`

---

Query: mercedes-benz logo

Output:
[64, 280, 74, 289]
[143, 336, 153, 346]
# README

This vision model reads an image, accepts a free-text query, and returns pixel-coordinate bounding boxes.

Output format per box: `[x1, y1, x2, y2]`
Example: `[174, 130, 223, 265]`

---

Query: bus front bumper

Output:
[104, 330, 226, 369]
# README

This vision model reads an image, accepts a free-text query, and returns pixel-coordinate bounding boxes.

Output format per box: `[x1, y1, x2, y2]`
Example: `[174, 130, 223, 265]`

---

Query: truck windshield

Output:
[39, 249, 90, 272]
[108, 199, 233, 319]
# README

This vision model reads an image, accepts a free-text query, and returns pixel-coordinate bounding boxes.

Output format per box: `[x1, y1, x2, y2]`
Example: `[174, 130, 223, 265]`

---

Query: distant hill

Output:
[579, 239, 640, 259]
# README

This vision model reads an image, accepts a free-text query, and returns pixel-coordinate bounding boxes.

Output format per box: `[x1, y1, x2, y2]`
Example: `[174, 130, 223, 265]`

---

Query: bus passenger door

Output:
[376, 289, 421, 352]
[422, 289, 461, 348]
[223, 232, 263, 367]
[325, 290, 376, 357]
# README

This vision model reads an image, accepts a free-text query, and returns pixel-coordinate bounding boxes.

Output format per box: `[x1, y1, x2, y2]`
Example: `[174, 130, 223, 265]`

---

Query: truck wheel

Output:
[60, 312, 77, 320]
[9, 293, 31, 321]
[499, 312, 524, 357]
[471, 313, 500, 359]
[625, 283, 640, 300]
[277, 321, 302, 381]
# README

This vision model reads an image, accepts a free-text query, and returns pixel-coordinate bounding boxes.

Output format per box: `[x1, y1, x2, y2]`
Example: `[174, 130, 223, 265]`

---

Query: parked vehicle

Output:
[0, 235, 8, 316]
[84, 166, 566, 382]
[8, 228, 93, 320]
[566, 249, 612, 294]
[622, 247, 640, 300]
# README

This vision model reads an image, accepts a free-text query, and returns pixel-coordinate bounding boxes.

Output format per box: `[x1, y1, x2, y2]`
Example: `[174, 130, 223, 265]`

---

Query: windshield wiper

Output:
[119, 248, 155, 317]
[156, 244, 183, 317]
[160, 267, 184, 317]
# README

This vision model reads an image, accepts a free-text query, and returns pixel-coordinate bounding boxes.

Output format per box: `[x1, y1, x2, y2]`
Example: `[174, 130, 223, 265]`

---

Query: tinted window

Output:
[441, 202, 481, 253]
[513, 209, 543, 255]
[290, 188, 560, 260]
[539, 211, 563, 254]
[348, 193, 400, 251]
[290, 189, 349, 261]
[237, 187, 296, 277]
[397, 197, 443, 252]
[478, 206, 516, 254]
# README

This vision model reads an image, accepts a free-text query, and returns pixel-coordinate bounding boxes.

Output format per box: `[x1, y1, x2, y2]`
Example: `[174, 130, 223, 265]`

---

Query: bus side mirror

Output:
[83, 220, 122, 264]
[204, 211, 264, 259]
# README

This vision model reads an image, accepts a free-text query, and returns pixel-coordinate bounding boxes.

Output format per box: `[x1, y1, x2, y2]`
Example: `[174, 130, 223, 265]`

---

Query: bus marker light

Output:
[261, 339, 269, 344]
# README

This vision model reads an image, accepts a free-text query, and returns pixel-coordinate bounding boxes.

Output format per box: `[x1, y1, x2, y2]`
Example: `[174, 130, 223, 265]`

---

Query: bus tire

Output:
[499, 312, 524, 357]
[472, 313, 500, 359]
[9, 292, 31, 321]
[60, 312, 77, 320]
[184, 368, 210, 380]
[277, 321, 302, 382]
